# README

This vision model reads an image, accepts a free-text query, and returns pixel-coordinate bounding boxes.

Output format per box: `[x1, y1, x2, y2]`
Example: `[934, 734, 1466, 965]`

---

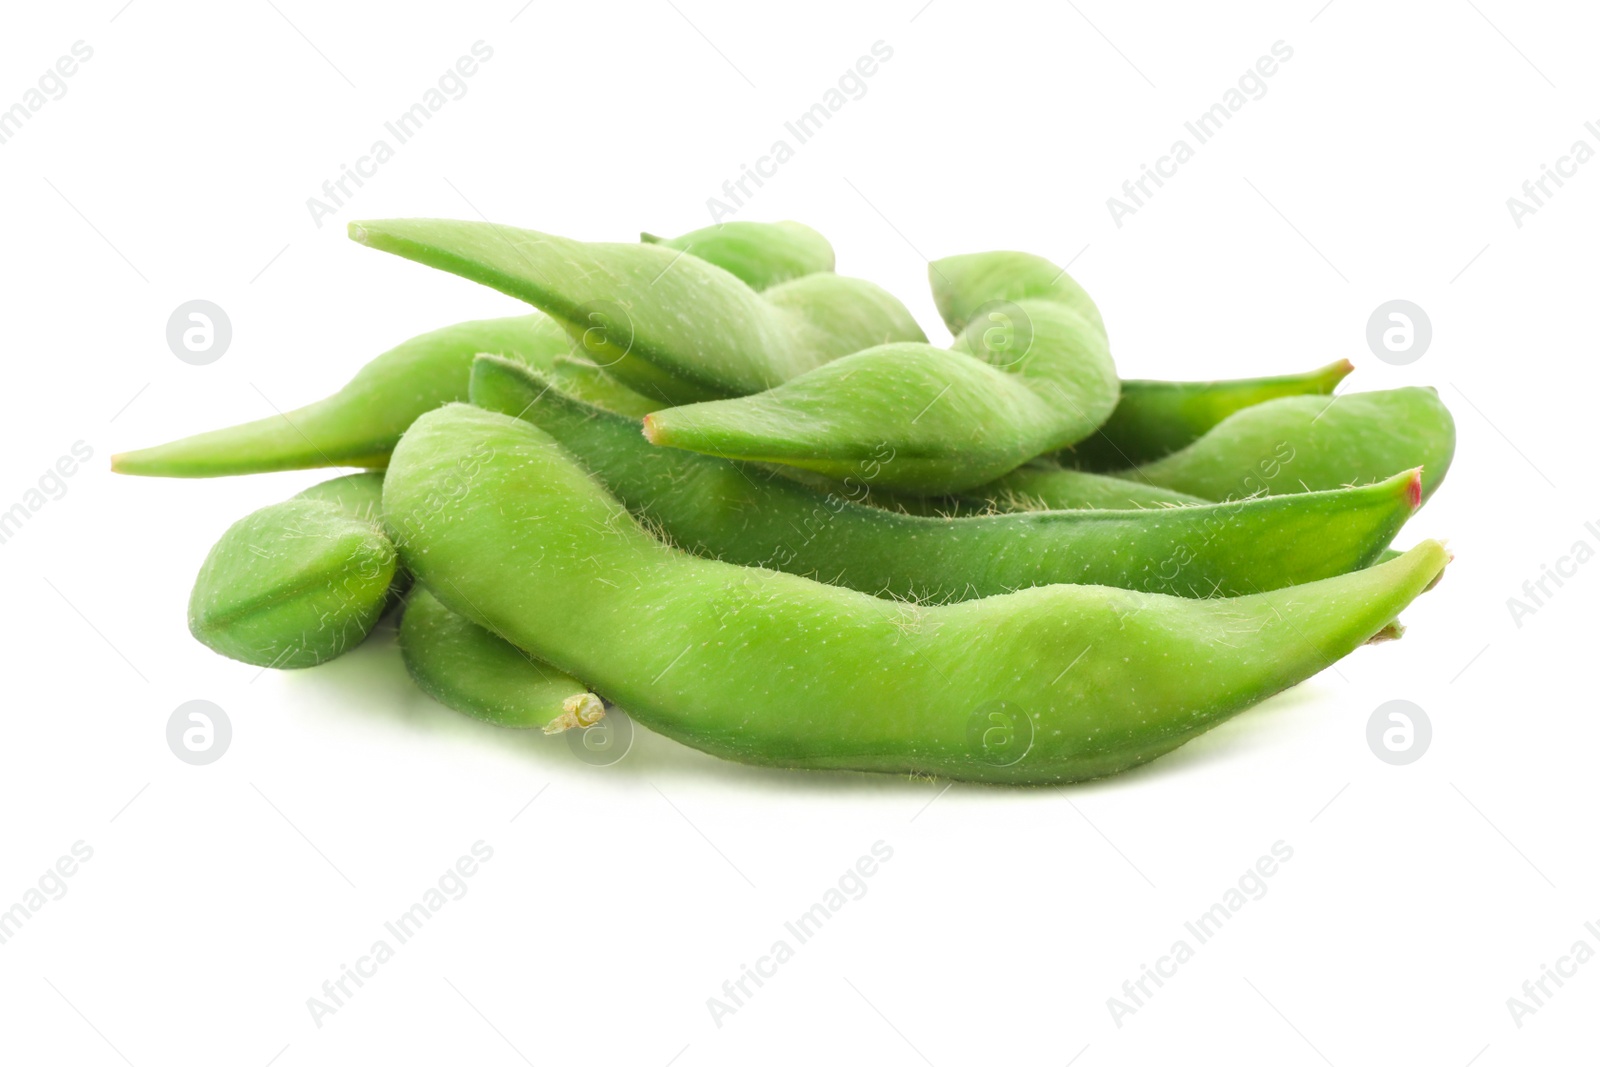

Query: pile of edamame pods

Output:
[115, 219, 1456, 785]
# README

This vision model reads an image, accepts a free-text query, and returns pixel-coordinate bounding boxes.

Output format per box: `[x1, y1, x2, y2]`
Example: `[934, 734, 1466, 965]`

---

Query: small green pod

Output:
[930, 249, 1106, 338]
[1063, 359, 1355, 470]
[188, 498, 397, 668]
[640, 278, 1120, 494]
[112, 315, 573, 478]
[400, 586, 601, 732]
[641, 220, 834, 289]
[349, 218, 925, 405]
[1119, 387, 1456, 503]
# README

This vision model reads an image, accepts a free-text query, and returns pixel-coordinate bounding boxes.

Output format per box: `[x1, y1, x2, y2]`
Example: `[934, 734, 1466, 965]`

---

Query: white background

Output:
[1, 1, 1594, 1063]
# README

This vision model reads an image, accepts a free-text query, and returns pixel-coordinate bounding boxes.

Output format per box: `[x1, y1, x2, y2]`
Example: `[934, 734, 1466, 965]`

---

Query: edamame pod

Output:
[641, 221, 834, 289]
[471, 355, 1418, 599]
[930, 249, 1106, 338]
[641, 255, 1120, 492]
[961, 462, 1207, 511]
[294, 470, 387, 523]
[348, 218, 925, 404]
[1115, 387, 1456, 502]
[112, 315, 573, 477]
[188, 496, 397, 668]
[1064, 359, 1354, 470]
[400, 586, 602, 733]
[382, 403, 1449, 786]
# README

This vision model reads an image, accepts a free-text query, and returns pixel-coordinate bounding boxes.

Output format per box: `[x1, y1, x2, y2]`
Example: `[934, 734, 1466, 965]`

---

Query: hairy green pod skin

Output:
[188, 497, 397, 668]
[1064, 359, 1355, 470]
[471, 356, 1419, 599]
[383, 404, 1448, 785]
[546, 356, 658, 417]
[400, 587, 599, 731]
[961, 462, 1208, 511]
[641, 221, 834, 289]
[930, 249, 1106, 338]
[349, 218, 925, 405]
[293, 471, 413, 599]
[294, 470, 386, 522]
[641, 255, 1120, 493]
[112, 316, 571, 477]
[1120, 387, 1456, 503]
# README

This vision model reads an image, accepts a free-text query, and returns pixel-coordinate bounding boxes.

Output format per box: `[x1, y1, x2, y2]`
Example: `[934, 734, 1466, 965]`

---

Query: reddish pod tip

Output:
[641, 414, 662, 445]
[1407, 468, 1424, 510]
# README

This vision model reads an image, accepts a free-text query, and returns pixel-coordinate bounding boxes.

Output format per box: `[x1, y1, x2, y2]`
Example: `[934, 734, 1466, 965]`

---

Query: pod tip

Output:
[641, 413, 663, 445]
[542, 693, 606, 734]
[1406, 468, 1423, 510]
[348, 221, 369, 244]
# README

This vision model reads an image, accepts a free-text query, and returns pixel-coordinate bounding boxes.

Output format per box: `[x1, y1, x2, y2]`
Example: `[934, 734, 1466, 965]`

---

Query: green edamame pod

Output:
[1064, 359, 1355, 470]
[641, 221, 834, 289]
[293, 470, 387, 523]
[472, 355, 1419, 600]
[382, 403, 1449, 786]
[349, 218, 925, 405]
[189, 496, 397, 669]
[546, 356, 658, 417]
[641, 252, 1120, 493]
[112, 315, 573, 478]
[1116, 387, 1456, 503]
[930, 249, 1106, 337]
[400, 586, 602, 732]
[964, 462, 1207, 511]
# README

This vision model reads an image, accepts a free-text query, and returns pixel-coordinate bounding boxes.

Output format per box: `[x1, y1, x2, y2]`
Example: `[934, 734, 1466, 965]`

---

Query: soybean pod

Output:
[382, 403, 1449, 786]
[470, 355, 1417, 600]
